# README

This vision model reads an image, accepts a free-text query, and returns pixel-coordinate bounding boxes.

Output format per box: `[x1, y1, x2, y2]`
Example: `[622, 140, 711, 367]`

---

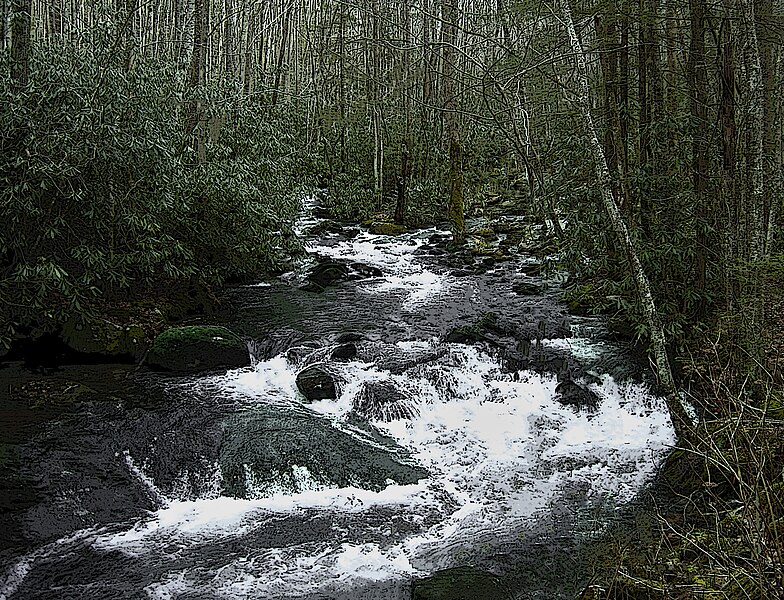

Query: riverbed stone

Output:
[512, 281, 541, 295]
[296, 365, 338, 401]
[330, 343, 357, 361]
[369, 222, 406, 236]
[412, 567, 514, 600]
[554, 380, 601, 411]
[146, 326, 249, 373]
[353, 380, 418, 421]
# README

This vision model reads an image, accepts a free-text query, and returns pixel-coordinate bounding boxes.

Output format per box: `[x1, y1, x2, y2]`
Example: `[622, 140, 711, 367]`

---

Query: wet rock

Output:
[512, 281, 541, 295]
[308, 260, 350, 287]
[220, 405, 429, 498]
[306, 220, 344, 237]
[554, 380, 601, 412]
[353, 380, 418, 421]
[369, 222, 406, 236]
[146, 326, 249, 373]
[348, 262, 383, 279]
[285, 343, 320, 365]
[373, 345, 448, 374]
[296, 365, 338, 401]
[518, 262, 543, 277]
[335, 332, 365, 344]
[428, 233, 452, 246]
[412, 566, 515, 600]
[330, 343, 357, 361]
[302, 258, 383, 292]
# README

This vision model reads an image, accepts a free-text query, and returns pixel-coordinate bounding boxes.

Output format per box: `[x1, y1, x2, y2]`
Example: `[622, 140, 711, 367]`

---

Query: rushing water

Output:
[0, 210, 675, 599]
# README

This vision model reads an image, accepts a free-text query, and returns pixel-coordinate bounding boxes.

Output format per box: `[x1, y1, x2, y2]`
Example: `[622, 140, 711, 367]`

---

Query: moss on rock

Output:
[411, 567, 514, 600]
[146, 325, 249, 373]
[369, 222, 406, 236]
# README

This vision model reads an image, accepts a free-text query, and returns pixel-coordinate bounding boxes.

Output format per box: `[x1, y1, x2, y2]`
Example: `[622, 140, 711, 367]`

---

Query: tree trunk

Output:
[687, 0, 708, 312]
[10, 0, 31, 92]
[394, 141, 412, 225]
[740, 0, 765, 260]
[561, 0, 693, 442]
[441, 0, 464, 244]
[719, 12, 738, 304]
[185, 0, 209, 164]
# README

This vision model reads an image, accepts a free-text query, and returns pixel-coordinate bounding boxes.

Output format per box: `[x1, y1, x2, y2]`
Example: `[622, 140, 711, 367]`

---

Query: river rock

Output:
[308, 260, 350, 287]
[302, 258, 383, 292]
[554, 380, 601, 412]
[335, 332, 365, 343]
[296, 365, 338, 401]
[512, 281, 541, 295]
[146, 326, 249, 373]
[353, 380, 418, 421]
[412, 566, 514, 600]
[306, 220, 345, 237]
[220, 405, 429, 498]
[369, 222, 406, 236]
[330, 343, 357, 361]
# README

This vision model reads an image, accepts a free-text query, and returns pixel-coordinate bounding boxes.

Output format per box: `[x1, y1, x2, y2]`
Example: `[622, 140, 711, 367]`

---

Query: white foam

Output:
[311, 230, 452, 310]
[94, 341, 675, 596]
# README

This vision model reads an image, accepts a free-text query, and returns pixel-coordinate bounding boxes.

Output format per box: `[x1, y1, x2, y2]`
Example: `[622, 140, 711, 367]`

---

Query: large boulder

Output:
[296, 365, 338, 401]
[146, 326, 249, 373]
[353, 380, 418, 421]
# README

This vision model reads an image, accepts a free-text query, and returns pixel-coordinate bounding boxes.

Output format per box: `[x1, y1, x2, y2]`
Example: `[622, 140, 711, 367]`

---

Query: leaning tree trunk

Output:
[560, 0, 693, 442]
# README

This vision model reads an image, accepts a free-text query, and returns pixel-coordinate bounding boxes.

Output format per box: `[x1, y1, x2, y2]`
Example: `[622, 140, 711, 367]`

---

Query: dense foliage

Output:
[0, 31, 306, 349]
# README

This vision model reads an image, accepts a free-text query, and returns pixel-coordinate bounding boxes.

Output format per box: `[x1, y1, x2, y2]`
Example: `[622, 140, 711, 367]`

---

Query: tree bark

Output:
[561, 0, 693, 442]
[687, 0, 708, 311]
[185, 0, 209, 164]
[441, 0, 464, 244]
[10, 0, 31, 92]
[740, 0, 766, 260]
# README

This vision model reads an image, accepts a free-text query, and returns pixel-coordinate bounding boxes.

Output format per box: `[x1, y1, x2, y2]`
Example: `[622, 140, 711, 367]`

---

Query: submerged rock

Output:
[554, 380, 601, 412]
[146, 326, 249, 373]
[296, 365, 338, 401]
[353, 380, 418, 421]
[301, 258, 383, 292]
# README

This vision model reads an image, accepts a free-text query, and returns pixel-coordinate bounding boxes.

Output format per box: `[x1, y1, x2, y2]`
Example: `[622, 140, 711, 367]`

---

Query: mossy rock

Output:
[146, 326, 249, 373]
[412, 567, 514, 600]
[62, 316, 148, 362]
[369, 222, 406, 236]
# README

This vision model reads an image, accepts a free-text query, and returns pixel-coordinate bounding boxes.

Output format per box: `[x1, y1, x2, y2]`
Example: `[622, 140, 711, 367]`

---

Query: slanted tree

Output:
[560, 0, 693, 442]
